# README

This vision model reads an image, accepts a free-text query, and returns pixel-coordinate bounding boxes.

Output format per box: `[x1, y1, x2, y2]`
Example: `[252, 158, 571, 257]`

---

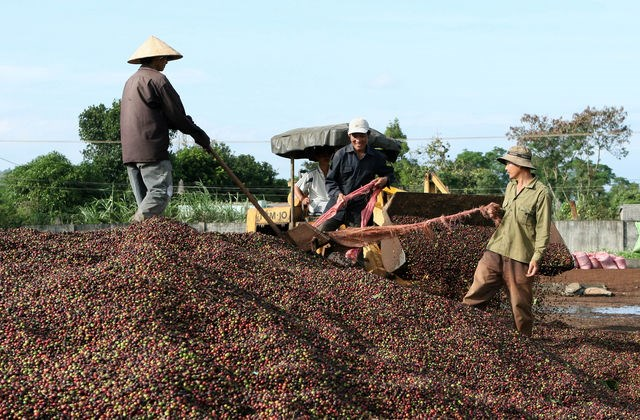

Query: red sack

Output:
[614, 256, 627, 269]
[595, 252, 619, 270]
[588, 256, 602, 269]
[573, 252, 592, 269]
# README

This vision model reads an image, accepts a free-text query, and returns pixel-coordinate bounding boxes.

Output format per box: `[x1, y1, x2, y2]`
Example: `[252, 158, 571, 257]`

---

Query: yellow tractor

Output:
[246, 122, 405, 234]
[247, 122, 489, 276]
[244, 173, 450, 232]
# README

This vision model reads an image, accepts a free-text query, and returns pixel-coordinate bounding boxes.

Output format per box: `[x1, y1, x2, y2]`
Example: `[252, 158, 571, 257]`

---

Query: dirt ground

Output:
[535, 268, 640, 331]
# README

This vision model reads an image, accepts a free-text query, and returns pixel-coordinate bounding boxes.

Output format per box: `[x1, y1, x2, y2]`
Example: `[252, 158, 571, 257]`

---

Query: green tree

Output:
[173, 145, 227, 189]
[78, 100, 128, 191]
[608, 178, 640, 208]
[3, 152, 87, 224]
[173, 144, 287, 201]
[395, 136, 454, 191]
[391, 153, 424, 191]
[384, 118, 426, 191]
[0, 172, 27, 227]
[507, 106, 632, 219]
[385, 117, 409, 158]
[232, 154, 283, 185]
[421, 137, 451, 173]
[441, 148, 508, 194]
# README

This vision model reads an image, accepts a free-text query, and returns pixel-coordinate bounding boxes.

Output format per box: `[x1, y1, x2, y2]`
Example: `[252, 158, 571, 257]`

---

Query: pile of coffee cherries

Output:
[0, 218, 636, 417]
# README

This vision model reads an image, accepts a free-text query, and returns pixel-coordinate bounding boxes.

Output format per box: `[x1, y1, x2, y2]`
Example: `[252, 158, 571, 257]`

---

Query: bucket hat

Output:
[497, 145, 536, 169]
[127, 36, 183, 64]
[348, 117, 370, 135]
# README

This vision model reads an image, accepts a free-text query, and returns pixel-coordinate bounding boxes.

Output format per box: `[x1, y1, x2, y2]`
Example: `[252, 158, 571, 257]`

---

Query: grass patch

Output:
[72, 183, 250, 225]
[72, 189, 137, 224]
[166, 183, 249, 223]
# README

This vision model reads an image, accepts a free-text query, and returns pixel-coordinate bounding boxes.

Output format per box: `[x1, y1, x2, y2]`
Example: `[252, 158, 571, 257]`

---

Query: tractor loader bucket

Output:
[373, 201, 406, 273]
[206, 146, 330, 251]
[287, 222, 332, 252]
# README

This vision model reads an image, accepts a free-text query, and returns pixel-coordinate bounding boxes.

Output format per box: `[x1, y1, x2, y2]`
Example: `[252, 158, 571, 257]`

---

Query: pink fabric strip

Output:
[311, 180, 381, 228]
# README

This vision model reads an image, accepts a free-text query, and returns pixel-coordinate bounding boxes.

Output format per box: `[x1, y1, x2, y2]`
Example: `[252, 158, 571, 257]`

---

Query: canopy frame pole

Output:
[289, 157, 295, 230]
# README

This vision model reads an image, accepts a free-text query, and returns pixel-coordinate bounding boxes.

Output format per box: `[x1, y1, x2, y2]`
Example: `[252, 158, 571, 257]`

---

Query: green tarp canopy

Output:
[270, 123, 402, 162]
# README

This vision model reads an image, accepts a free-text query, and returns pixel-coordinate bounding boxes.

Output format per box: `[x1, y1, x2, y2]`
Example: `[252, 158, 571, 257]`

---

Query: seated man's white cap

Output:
[127, 36, 183, 64]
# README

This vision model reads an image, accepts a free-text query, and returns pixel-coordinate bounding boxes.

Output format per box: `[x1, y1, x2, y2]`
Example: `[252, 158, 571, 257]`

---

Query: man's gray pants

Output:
[126, 160, 173, 222]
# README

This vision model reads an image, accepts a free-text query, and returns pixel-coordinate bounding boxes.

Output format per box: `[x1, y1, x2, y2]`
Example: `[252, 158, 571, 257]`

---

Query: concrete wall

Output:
[555, 220, 638, 253]
[26, 223, 128, 232]
[620, 204, 640, 221]
[27, 222, 246, 234]
[191, 222, 246, 233]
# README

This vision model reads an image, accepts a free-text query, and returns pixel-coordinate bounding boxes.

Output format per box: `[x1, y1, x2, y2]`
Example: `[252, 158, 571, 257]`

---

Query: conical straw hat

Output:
[127, 36, 183, 64]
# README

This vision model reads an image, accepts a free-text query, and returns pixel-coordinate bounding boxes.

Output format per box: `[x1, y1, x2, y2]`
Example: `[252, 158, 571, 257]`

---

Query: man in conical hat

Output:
[121, 36, 212, 222]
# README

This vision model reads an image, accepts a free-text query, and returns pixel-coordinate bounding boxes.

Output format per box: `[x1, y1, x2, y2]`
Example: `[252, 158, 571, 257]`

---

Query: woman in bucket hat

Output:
[120, 36, 212, 222]
[462, 144, 552, 336]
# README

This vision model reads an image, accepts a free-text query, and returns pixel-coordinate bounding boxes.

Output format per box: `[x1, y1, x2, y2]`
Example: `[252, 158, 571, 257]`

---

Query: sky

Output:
[2, 0, 639, 184]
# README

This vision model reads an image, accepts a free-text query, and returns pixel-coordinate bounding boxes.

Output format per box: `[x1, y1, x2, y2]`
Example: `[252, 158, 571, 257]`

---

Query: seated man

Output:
[293, 149, 332, 216]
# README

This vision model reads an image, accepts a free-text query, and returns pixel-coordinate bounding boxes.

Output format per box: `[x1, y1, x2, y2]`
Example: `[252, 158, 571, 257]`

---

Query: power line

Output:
[0, 156, 20, 165]
[0, 139, 264, 144]
[0, 130, 634, 145]
[407, 131, 632, 142]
